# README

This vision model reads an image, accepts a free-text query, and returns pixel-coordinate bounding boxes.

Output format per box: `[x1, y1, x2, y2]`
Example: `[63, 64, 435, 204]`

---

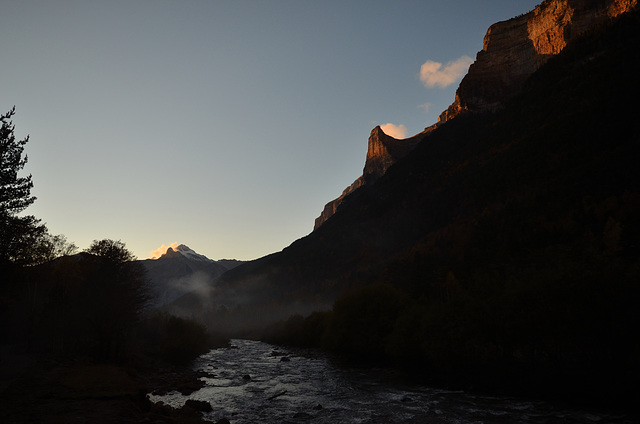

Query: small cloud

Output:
[380, 123, 408, 139]
[417, 102, 433, 113]
[419, 55, 473, 89]
[150, 242, 179, 259]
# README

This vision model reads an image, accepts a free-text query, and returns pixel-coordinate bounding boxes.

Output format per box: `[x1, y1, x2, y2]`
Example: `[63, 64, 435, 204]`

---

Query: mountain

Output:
[315, 0, 638, 230]
[315, 126, 430, 229]
[139, 244, 243, 307]
[208, 0, 640, 336]
[162, 4, 640, 402]
[439, 0, 638, 122]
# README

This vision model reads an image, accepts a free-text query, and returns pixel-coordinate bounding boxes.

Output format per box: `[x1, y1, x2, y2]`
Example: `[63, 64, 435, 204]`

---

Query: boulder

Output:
[184, 399, 212, 412]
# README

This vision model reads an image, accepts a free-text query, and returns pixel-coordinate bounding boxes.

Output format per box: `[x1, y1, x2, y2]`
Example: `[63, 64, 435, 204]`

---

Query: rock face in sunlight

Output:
[438, 0, 638, 123]
[140, 244, 243, 307]
[363, 126, 423, 183]
[314, 0, 638, 231]
[314, 126, 429, 229]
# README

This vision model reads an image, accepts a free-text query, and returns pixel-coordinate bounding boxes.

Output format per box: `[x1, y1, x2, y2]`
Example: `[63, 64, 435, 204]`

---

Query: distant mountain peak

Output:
[158, 244, 213, 262]
[174, 244, 194, 254]
[142, 244, 246, 308]
[164, 247, 181, 257]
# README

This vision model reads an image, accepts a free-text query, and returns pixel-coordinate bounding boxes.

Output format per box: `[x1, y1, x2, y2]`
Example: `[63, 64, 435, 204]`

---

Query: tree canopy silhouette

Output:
[0, 107, 78, 266]
[0, 107, 34, 214]
[80, 239, 150, 359]
[85, 239, 137, 264]
[0, 107, 48, 266]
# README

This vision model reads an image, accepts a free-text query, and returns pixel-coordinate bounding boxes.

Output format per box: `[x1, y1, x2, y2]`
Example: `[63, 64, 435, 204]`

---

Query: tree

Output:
[0, 107, 47, 266]
[0, 107, 34, 214]
[83, 239, 150, 359]
[38, 233, 78, 260]
[84, 239, 136, 264]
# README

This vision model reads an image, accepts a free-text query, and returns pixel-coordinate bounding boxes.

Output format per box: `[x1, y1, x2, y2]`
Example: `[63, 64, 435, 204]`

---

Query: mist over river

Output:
[149, 339, 633, 423]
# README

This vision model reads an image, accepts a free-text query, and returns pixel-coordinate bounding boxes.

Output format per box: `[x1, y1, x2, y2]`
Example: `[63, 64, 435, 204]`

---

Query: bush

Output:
[139, 313, 214, 366]
[262, 311, 333, 348]
[324, 284, 409, 361]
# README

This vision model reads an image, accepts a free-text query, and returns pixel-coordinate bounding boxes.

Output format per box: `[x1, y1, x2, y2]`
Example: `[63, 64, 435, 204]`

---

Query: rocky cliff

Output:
[314, 175, 364, 230]
[363, 126, 426, 183]
[315, 0, 637, 230]
[438, 0, 638, 122]
[314, 126, 429, 229]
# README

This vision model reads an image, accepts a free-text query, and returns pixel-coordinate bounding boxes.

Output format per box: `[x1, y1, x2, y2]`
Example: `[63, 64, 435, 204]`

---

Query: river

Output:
[149, 339, 633, 423]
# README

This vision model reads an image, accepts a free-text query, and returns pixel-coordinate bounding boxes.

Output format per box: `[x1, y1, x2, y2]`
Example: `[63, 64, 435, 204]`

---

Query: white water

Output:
[149, 339, 633, 423]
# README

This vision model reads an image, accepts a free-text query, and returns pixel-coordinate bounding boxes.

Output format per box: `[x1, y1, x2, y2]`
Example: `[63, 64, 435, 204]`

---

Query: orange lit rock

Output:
[314, 126, 428, 230]
[314, 0, 638, 231]
[363, 126, 422, 183]
[439, 0, 638, 123]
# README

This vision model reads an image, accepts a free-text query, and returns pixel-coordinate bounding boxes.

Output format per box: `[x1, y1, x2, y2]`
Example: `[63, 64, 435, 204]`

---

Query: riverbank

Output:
[0, 344, 211, 423]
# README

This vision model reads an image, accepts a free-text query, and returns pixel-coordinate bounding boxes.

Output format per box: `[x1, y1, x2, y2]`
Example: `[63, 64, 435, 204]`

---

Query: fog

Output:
[158, 269, 333, 336]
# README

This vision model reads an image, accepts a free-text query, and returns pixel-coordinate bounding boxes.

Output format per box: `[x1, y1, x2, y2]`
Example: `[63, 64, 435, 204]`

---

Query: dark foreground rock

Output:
[185, 399, 213, 412]
[0, 348, 210, 423]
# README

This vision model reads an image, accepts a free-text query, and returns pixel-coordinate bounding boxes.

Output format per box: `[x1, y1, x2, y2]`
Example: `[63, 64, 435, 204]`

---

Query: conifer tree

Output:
[0, 107, 46, 265]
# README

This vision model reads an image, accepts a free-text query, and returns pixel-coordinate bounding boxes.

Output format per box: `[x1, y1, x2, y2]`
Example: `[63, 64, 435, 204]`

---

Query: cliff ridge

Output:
[439, 0, 638, 122]
[314, 126, 429, 229]
[315, 0, 637, 230]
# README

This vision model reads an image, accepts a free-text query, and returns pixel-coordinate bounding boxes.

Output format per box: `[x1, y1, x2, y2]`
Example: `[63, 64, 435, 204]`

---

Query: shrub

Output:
[139, 313, 213, 366]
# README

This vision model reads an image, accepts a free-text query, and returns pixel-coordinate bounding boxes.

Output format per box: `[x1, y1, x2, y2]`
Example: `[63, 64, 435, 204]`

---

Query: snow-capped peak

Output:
[172, 244, 214, 262]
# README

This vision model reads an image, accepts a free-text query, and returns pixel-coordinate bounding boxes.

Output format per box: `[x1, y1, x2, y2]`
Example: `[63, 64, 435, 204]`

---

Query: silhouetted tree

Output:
[83, 239, 150, 360]
[25, 233, 78, 267]
[85, 239, 136, 263]
[325, 284, 409, 360]
[0, 107, 48, 266]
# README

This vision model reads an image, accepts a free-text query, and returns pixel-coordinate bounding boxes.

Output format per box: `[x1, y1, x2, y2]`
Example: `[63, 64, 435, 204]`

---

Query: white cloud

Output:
[150, 242, 179, 259]
[419, 55, 473, 89]
[380, 123, 408, 139]
[417, 102, 433, 113]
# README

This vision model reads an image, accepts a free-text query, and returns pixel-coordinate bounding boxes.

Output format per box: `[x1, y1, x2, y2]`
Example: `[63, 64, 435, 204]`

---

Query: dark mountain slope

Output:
[215, 9, 640, 322]
[139, 244, 242, 307]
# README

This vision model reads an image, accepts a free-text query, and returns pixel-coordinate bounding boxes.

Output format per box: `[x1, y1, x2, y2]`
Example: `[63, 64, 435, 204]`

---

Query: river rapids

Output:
[149, 339, 633, 423]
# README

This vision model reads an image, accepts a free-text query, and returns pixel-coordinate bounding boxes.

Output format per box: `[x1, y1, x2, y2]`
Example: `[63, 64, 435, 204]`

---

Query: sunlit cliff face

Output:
[439, 0, 638, 124]
[525, 0, 637, 56]
[149, 242, 179, 259]
[527, 1, 574, 55]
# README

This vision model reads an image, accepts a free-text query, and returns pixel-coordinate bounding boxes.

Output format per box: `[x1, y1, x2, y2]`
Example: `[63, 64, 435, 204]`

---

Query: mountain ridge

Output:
[210, 2, 640, 334]
[439, 0, 638, 122]
[139, 244, 243, 307]
[315, 0, 638, 231]
[314, 126, 431, 229]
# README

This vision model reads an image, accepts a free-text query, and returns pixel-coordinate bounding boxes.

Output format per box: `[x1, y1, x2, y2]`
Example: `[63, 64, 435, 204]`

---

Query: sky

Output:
[2, 0, 540, 261]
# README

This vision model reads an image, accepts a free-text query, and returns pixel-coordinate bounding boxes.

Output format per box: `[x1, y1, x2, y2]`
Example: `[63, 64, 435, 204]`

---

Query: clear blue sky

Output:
[2, 0, 539, 260]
